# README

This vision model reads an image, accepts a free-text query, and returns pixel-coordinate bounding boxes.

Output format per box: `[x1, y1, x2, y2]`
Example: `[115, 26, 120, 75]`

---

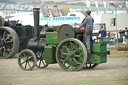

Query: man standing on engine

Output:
[78, 10, 94, 53]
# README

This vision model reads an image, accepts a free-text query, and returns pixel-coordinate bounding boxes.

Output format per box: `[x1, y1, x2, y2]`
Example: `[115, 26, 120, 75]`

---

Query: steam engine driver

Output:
[75, 10, 94, 53]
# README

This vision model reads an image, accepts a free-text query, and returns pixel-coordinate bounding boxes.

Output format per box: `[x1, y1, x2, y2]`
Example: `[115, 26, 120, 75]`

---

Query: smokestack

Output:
[33, 8, 40, 38]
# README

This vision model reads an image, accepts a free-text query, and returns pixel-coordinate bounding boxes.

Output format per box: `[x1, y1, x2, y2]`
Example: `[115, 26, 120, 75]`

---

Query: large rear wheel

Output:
[0, 27, 19, 58]
[56, 38, 87, 71]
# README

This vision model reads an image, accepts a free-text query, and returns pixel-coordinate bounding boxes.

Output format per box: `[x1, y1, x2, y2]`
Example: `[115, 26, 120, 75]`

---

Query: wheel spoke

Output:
[42, 60, 45, 66]
[62, 46, 70, 53]
[25, 62, 27, 69]
[74, 49, 78, 53]
[69, 59, 74, 70]
[23, 53, 27, 58]
[59, 56, 69, 62]
[89, 64, 91, 67]
[79, 52, 83, 57]
[39, 60, 41, 67]
[74, 54, 80, 57]
[35, 51, 48, 68]
[72, 58, 81, 65]
[5, 41, 13, 44]
[2, 47, 6, 56]
[21, 60, 26, 65]
[69, 58, 72, 67]
[7, 48, 11, 53]
[27, 56, 33, 61]
[28, 62, 31, 68]
[60, 49, 69, 56]
[66, 64, 71, 69]
[74, 52, 83, 58]
[69, 41, 75, 49]
[3, 31, 6, 38]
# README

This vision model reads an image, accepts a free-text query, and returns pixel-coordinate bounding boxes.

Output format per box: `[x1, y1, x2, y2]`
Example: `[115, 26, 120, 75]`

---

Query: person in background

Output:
[118, 28, 124, 43]
[106, 32, 110, 38]
[123, 27, 128, 38]
[110, 32, 116, 43]
[51, 3, 62, 17]
[44, 24, 53, 32]
[119, 28, 124, 38]
[99, 27, 106, 38]
[40, 3, 51, 17]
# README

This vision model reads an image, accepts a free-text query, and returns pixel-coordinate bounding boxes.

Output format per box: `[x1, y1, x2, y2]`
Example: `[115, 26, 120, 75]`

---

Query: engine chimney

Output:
[33, 8, 40, 38]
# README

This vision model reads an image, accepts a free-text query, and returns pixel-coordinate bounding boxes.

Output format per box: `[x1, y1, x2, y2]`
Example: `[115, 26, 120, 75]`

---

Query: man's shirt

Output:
[99, 30, 106, 37]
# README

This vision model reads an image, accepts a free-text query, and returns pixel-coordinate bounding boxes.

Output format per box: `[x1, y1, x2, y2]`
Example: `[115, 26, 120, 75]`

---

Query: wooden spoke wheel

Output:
[0, 27, 19, 58]
[35, 51, 48, 68]
[83, 63, 99, 69]
[18, 49, 36, 71]
[56, 38, 87, 71]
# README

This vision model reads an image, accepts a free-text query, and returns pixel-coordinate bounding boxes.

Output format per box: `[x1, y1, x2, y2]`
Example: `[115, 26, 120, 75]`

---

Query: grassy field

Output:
[0, 45, 128, 85]
[107, 45, 128, 58]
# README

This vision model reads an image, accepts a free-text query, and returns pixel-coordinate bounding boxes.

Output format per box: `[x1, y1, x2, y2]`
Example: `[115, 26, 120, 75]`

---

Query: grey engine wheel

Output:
[0, 27, 19, 58]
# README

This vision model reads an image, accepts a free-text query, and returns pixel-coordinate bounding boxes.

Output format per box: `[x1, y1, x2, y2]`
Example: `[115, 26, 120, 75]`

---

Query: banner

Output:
[103, 1, 107, 14]
[40, 16, 81, 26]
[95, 1, 98, 14]
[41, 17, 80, 21]
[86, 1, 90, 10]
[125, 1, 128, 14]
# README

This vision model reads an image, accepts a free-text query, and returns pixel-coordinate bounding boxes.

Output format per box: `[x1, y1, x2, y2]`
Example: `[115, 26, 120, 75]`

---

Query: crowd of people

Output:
[98, 27, 128, 43]
[98, 27, 128, 38]
[118, 27, 128, 38]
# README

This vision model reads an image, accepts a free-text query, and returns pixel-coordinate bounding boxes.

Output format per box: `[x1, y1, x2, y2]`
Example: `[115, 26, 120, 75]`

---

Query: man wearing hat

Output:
[99, 27, 106, 38]
[78, 10, 94, 53]
[51, 3, 61, 17]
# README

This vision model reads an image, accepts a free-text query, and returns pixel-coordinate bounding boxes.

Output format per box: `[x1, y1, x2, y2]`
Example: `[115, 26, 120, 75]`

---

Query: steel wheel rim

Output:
[35, 51, 48, 68]
[56, 38, 87, 71]
[18, 49, 36, 71]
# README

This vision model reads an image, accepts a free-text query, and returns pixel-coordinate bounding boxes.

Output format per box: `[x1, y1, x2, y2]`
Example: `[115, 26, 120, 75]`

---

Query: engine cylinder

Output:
[28, 38, 46, 51]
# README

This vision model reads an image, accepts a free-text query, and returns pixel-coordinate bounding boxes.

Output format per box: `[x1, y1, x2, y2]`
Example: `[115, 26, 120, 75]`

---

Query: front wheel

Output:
[18, 49, 36, 71]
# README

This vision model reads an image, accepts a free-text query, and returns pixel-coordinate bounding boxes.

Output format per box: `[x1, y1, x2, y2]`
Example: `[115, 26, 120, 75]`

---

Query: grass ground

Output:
[0, 45, 128, 85]
[107, 45, 128, 58]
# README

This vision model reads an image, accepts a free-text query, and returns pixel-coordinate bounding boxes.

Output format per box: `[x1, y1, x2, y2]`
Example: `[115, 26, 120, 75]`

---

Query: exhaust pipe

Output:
[33, 8, 40, 38]
[28, 8, 45, 50]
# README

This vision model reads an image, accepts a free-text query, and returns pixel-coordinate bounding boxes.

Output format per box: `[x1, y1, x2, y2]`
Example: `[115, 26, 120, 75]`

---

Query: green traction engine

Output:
[18, 8, 110, 71]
